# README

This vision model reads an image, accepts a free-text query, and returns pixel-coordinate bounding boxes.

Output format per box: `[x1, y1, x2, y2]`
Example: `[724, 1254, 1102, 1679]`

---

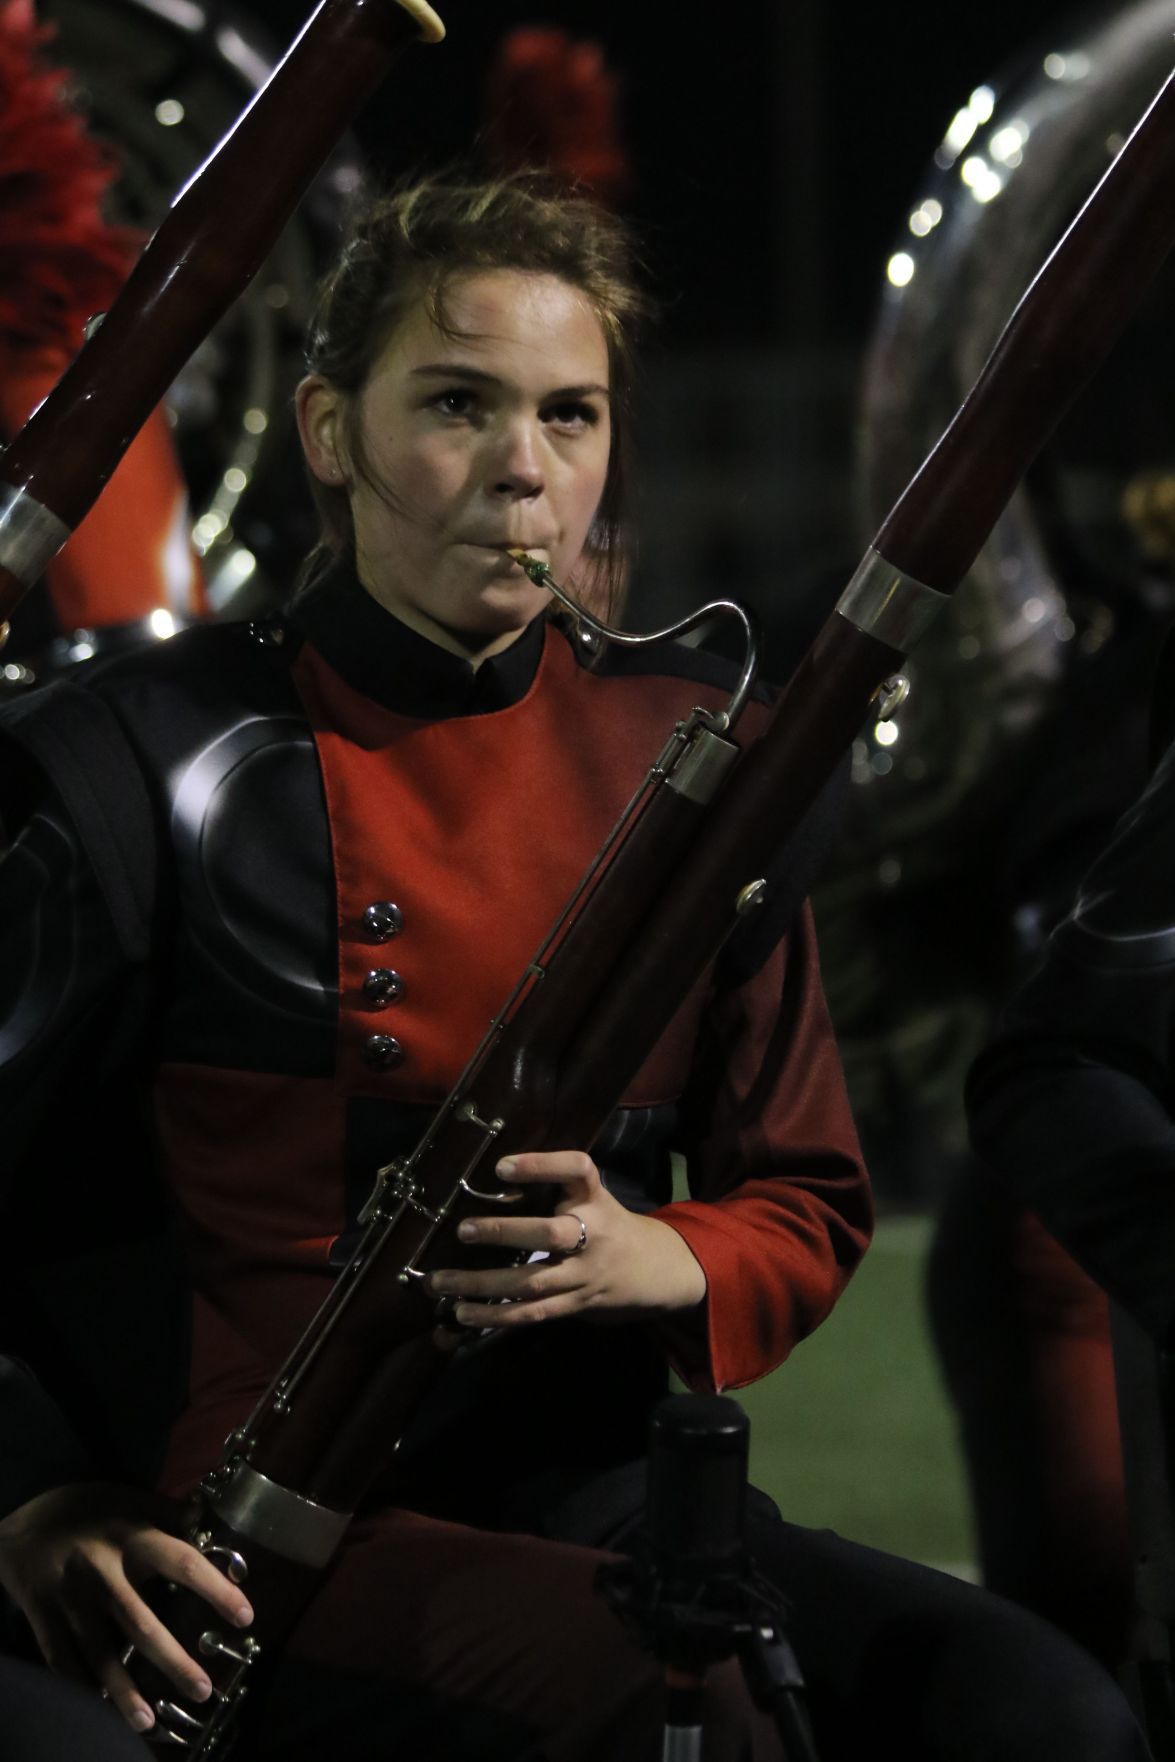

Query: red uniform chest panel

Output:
[291, 628, 726, 1106]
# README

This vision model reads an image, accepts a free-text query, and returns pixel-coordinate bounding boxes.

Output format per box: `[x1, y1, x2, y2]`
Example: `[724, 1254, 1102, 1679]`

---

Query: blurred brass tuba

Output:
[820, 0, 1175, 1193]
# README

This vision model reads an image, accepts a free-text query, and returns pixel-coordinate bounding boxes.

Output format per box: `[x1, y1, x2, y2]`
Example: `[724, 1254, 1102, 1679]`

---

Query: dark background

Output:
[248, 0, 1080, 350]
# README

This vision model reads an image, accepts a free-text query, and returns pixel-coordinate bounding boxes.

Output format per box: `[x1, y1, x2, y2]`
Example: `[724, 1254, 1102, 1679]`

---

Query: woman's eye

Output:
[545, 401, 600, 430]
[432, 388, 477, 417]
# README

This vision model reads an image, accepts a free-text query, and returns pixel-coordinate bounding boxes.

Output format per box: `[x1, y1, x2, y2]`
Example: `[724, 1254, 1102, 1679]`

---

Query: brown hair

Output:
[300, 169, 651, 618]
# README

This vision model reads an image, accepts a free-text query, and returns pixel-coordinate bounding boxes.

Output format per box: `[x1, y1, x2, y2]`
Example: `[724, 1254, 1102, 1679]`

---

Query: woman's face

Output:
[298, 268, 612, 662]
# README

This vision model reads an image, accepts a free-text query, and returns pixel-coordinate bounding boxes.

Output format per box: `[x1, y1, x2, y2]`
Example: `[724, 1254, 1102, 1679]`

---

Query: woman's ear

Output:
[296, 375, 349, 486]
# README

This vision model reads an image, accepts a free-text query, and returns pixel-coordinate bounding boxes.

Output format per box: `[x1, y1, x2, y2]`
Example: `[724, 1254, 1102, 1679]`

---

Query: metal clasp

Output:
[194, 1537, 249, 1584]
[358, 1157, 410, 1224]
[459, 1177, 524, 1205]
[151, 1699, 205, 1746]
[664, 719, 741, 804]
[458, 1099, 505, 1135]
[875, 675, 910, 721]
[199, 1631, 261, 1667]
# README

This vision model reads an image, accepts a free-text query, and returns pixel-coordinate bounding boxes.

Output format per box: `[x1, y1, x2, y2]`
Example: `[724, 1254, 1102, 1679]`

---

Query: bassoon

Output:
[7, 5, 1175, 1752]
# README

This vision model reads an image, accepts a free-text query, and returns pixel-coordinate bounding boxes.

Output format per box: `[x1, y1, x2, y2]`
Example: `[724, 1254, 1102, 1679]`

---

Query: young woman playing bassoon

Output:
[0, 174, 1149, 1761]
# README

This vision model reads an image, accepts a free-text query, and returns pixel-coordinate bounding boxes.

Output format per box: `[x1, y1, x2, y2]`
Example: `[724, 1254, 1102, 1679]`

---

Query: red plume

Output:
[0, 0, 138, 352]
[482, 27, 630, 207]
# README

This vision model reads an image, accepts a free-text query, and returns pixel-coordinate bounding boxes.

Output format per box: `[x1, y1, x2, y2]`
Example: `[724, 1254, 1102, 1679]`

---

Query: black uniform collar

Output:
[285, 558, 549, 718]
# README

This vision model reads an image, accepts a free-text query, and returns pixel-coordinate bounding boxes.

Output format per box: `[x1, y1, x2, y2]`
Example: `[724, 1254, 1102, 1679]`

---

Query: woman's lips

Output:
[466, 541, 550, 555]
[463, 542, 552, 572]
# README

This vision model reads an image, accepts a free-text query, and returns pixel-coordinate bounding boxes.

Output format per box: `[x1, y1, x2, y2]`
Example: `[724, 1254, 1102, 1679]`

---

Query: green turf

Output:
[682, 1214, 978, 1572]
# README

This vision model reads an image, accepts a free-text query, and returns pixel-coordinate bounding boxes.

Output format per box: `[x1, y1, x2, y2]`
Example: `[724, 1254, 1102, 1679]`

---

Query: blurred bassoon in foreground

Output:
[0, 0, 207, 668]
[0, 0, 444, 643]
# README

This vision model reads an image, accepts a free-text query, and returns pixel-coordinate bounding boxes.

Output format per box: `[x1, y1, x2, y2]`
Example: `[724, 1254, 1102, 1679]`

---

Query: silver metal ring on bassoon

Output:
[834, 546, 949, 652]
[0, 483, 72, 589]
[205, 1462, 351, 1568]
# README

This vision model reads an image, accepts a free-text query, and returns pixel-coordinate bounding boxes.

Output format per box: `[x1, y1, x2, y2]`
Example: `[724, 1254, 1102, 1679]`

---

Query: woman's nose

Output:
[487, 420, 544, 499]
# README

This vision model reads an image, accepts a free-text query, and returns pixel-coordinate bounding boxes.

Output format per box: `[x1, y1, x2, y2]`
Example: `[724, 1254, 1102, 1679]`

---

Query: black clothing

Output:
[0, 1655, 152, 1761]
[968, 733, 1175, 1345]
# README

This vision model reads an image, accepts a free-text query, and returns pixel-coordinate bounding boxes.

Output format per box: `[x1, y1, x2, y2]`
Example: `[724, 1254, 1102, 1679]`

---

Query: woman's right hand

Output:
[0, 1482, 254, 1734]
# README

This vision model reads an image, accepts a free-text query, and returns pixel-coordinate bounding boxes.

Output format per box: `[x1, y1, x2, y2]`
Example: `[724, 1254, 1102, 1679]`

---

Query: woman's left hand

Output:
[425, 1151, 706, 1329]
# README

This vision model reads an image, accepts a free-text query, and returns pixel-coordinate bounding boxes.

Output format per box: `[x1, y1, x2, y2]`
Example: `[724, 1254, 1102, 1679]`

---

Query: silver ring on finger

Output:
[563, 1212, 588, 1256]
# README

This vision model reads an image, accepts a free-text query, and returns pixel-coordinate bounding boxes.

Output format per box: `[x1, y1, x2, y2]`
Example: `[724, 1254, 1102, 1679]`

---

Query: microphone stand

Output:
[597, 1394, 819, 1762]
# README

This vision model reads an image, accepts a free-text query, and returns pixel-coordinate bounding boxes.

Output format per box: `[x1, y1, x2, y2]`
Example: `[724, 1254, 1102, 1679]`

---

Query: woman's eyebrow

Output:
[546, 383, 610, 400]
[411, 364, 500, 384]
[410, 364, 609, 398]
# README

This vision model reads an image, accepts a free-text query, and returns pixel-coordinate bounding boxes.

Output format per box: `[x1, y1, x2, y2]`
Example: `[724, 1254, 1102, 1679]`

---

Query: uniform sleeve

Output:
[651, 904, 872, 1391]
[967, 738, 1175, 1344]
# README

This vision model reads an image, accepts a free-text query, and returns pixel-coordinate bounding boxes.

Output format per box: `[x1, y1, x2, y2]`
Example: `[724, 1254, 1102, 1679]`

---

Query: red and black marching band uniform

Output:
[0, 565, 1150, 1760]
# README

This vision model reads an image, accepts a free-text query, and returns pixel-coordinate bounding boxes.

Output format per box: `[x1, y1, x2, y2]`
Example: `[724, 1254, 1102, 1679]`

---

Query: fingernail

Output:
[194, 1678, 213, 1701]
[235, 1604, 254, 1626]
[457, 1221, 476, 1241]
[130, 1710, 153, 1732]
[496, 1158, 516, 1177]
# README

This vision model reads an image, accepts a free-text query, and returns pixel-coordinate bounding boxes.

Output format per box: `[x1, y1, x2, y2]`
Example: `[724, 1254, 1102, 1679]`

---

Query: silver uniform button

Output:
[364, 901, 403, 941]
[363, 1034, 404, 1070]
[363, 969, 403, 1008]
